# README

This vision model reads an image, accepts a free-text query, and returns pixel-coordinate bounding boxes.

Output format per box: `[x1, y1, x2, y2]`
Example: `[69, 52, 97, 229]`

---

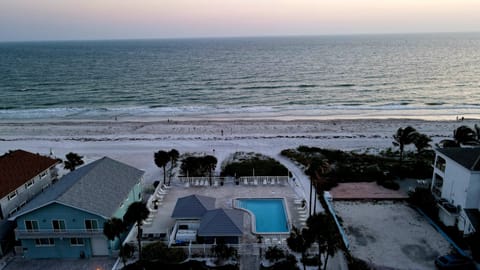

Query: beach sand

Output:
[0, 118, 471, 184]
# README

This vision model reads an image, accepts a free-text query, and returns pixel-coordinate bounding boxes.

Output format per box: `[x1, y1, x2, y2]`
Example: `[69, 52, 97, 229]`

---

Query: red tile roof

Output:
[0, 150, 59, 198]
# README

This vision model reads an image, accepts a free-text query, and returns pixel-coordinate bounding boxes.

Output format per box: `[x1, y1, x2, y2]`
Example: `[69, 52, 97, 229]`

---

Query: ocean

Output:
[1, 33, 479, 121]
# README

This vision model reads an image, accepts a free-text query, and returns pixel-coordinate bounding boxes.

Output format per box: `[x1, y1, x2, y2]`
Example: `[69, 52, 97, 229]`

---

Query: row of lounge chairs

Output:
[185, 179, 221, 187]
[242, 178, 284, 186]
[295, 198, 309, 227]
[263, 237, 287, 246]
[145, 184, 172, 226]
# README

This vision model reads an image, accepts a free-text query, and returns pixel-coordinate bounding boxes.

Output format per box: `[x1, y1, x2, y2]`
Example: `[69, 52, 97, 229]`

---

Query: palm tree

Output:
[154, 150, 170, 185]
[103, 217, 125, 241]
[306, 159, 330, 216]
[412, 133, 432, 154]
[123, 202, 149, 261]
[204, 155, 217, 186]
[167, 149, 180, 185]
[392, 126, 418, 162]
[438, 125, 479, 148]
[305, 213, 338, 270]
[454, 125, 478, 145]
[286, 226, 311, 270]
[64, 152, 84, 171]
[119, 243, 135, 267]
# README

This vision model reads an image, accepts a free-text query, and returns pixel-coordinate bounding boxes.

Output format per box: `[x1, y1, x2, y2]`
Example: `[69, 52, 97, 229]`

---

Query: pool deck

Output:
[141, 178, 307, 245]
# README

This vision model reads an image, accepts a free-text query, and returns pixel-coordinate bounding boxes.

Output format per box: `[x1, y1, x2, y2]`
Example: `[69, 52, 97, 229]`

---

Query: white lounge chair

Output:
[157, 187, 168, 194]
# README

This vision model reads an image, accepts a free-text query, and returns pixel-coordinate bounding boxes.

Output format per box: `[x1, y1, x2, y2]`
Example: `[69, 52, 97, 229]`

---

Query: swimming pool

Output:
[236, 198, 289, 233]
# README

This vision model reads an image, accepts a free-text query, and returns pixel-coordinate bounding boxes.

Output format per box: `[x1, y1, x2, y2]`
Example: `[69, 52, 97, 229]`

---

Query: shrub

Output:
[301, 256, 319, 266]
[408, 187, 437, 217]
[261, 254, 300, 270]
[222, 156, 288, 177]
[265, 246, 285, 262]
[142, 241, 187, 264]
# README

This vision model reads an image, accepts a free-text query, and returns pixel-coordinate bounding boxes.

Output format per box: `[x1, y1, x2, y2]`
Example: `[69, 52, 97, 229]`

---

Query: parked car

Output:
[435, 254, 476, 270]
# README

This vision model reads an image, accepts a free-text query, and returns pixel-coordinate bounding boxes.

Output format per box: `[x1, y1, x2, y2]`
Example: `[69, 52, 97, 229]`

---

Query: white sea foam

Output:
[1, 103, 479, 122]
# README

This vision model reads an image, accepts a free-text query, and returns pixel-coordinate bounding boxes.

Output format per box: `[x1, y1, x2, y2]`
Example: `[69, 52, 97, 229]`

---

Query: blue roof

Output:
[171, 194, 216, 219]
[198, 208, 243, 237]
[10, 157, 144, 220]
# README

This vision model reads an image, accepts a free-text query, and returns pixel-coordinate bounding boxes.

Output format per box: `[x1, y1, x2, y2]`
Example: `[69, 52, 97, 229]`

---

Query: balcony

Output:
[15, 228, 103, 239]
[437, 200, 459, 216]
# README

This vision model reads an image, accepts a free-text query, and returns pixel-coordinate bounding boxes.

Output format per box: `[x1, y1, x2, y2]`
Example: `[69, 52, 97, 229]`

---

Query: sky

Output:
[0, 0, 479, 41]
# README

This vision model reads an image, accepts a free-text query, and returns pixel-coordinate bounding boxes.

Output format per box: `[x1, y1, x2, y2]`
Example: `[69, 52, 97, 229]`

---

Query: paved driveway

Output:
[3, 257, 116, 270]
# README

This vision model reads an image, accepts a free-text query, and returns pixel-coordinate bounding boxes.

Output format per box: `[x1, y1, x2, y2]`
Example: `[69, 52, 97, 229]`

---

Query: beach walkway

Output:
[275, 154, 324, 213]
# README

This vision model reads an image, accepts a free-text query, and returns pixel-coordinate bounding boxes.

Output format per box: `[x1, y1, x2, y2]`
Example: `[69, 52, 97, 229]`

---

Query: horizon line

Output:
[1, 31, 479, 44]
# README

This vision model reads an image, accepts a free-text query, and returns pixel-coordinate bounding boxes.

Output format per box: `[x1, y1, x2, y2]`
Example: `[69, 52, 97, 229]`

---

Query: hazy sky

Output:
[1, 0, 479, 41]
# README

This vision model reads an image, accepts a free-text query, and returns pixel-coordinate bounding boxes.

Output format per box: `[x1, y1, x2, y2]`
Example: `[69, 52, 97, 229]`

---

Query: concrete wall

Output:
[465, 173, 480, 209]
[438, 153, 470, 207]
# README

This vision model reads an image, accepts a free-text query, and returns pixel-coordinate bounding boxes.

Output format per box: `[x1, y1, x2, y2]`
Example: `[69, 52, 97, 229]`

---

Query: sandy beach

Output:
[0, 118, 472, 184]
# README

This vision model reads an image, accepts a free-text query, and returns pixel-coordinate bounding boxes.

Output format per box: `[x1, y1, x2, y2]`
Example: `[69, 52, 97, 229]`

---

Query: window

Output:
[85, 220, 98, 231]
[435, 156, 446, 172]
[39, 171, 47, 179]
[35, 238, 54, 246]
[42, 183, 50, 191]
[24, 180, 34, 189]
[70, 238, 84, 246]
[25, 220, 39, 232]
[8, 208, 18, 217]
[52, 220, 66, 232]
[432, 174, 444, 197]
[7, 191, 17, 200]
[19, 200, 27, 208]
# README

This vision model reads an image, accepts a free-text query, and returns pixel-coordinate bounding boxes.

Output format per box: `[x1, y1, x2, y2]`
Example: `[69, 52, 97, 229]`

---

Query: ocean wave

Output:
[329, 83, 356, 87]
[1, 103, 480, 121]
[241, 85, 288, 90]
[425, 102, 446, 106]
[297, 84, 317, 88]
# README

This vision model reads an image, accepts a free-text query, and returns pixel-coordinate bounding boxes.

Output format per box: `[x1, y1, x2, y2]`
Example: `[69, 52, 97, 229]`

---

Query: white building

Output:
[0, 149, 60, 256]
[431, 147, 480, 235]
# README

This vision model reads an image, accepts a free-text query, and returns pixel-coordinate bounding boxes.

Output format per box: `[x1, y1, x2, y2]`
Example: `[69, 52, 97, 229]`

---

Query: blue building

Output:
[9, 157, 144, 259]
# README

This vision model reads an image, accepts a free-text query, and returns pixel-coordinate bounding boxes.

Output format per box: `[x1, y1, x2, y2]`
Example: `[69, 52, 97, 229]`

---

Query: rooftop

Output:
[10, 157, 144, 220]
[0, 150, 59, 198]
[171, 194, 216, 219]
[436, 147, 480, 171]
[198, 208, 244, 237]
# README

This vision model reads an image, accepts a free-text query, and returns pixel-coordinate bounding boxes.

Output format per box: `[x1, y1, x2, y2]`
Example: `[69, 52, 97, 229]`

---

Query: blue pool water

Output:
[236, 198, 289, 233]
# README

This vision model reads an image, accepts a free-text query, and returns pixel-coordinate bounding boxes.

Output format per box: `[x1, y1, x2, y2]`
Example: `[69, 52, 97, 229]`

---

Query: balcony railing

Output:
[15, 228, 103, 239]
[437, 201, 459, 216]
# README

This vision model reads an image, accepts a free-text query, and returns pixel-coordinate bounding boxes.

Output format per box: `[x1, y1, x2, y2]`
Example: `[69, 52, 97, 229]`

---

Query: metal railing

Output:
[15, 228, 103, 239]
